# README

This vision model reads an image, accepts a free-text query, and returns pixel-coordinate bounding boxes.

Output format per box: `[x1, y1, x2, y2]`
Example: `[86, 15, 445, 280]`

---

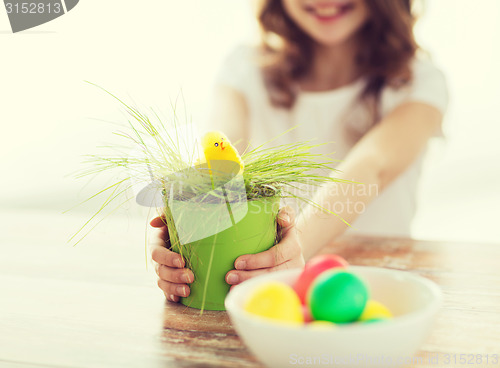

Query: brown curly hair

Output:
[257, 0, 418, 117]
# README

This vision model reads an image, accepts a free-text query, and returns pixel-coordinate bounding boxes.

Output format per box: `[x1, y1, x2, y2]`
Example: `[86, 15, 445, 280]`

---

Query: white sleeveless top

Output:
[214, 46, 448, 237]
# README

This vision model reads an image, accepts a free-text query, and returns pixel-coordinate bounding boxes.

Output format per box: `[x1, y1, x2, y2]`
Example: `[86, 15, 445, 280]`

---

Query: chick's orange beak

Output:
[220, 141, 225, 150]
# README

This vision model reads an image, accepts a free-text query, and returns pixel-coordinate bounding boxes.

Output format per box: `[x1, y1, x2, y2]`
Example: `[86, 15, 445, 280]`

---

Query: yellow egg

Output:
[358, 300, 393, 321]
[307, 320, 337, 330]
[244, 282, 304, 324]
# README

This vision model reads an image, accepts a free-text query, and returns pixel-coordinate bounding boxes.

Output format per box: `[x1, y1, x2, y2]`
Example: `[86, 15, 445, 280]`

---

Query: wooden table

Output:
[0, 210, 499, 367]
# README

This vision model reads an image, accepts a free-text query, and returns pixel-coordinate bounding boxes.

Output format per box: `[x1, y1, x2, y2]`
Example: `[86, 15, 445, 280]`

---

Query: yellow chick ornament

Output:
[197, 131, 245, 227]
[200, 131, 244, 175]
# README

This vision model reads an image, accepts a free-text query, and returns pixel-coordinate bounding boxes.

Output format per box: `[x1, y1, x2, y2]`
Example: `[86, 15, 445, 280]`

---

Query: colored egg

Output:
[244, 282, 304, 324]
[294, 254, 349, 304]
[308, 270, 369, 323]
[362, 318, 386, 324]
[358, 300, 393, 322]
[307, 320, 337, 330]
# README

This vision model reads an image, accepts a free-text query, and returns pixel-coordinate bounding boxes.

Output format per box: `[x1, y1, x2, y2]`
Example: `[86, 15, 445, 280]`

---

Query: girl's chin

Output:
[311, 33, 353, 47]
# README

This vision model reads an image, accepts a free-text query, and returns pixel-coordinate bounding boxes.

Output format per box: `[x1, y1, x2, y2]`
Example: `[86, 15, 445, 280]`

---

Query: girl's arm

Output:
[230, 101, 443, 284]
[298, 101, 443, 259]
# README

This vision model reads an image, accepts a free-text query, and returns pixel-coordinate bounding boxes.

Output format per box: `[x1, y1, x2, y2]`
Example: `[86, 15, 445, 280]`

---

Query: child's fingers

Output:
[233, 207, 297, 271]
[151, 245, 185, 268]
[157, 279, 190, 299]
[158, 227, 171, 247]
[164, 293, 179, 303]
[226, 259, 303, 285]
[150, 216, 167, 228]
[277, 206, 296, 236]
[156, 263, 194, 284]
[148, 230, 171, 259]
[233, 245, 286, 270]
[234, 229, 301, 271]
[150, 215, 190, 303]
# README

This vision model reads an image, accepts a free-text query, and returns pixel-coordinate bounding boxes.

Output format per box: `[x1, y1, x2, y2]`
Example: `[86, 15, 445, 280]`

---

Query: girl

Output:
[151, 0, 448, 302]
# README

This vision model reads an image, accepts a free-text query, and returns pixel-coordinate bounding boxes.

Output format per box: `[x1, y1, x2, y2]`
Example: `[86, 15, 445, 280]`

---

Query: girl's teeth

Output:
[315, 7, 340, 17]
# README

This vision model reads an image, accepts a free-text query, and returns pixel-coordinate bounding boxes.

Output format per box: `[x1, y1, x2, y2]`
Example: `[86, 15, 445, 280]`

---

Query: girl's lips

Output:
[304, 2, 355, 23]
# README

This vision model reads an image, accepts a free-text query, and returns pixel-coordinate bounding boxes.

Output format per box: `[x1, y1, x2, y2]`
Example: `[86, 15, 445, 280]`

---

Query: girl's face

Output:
[282, 0, 369, 47]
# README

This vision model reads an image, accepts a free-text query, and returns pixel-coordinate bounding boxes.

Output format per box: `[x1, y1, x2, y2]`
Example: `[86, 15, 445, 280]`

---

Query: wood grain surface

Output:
[0, 210, 498, 367]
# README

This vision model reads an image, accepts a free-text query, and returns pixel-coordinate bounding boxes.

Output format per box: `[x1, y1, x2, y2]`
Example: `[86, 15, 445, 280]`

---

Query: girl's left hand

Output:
[225, 206, 305, 286]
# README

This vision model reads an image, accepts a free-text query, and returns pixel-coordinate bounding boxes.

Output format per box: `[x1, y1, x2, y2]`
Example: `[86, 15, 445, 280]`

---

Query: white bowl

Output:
[225, 266, 442, 368]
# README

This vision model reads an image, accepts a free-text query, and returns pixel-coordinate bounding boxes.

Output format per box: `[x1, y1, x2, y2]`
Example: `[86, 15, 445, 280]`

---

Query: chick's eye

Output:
[214, 143, 219, 147]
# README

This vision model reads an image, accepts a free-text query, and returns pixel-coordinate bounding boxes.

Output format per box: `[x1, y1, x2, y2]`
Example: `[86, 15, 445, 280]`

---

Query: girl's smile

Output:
[283, 0, 369, 47]
[303, 1, 356, 24]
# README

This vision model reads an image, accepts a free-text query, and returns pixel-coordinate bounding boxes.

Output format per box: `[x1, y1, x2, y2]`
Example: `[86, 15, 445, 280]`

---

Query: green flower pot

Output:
[168, 196, 280, 311]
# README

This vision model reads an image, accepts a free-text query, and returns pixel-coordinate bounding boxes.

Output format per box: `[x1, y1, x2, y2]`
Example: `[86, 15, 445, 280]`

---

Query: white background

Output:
[0, 0, 499, 243]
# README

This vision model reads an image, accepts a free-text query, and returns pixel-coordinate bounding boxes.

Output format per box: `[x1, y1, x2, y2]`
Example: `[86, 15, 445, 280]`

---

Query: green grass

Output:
[71, 83, 350, 247]
[69, 84, 354, 313]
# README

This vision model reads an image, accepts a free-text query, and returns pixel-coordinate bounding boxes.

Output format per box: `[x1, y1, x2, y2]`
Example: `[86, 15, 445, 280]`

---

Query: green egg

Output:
[363, 318, 386, 324]
[308, 270, 369, 323]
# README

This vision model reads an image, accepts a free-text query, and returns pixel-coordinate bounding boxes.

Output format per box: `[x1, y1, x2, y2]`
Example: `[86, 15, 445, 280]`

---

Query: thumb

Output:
[277, 206, 295, 236]
[150, 216, 167, 228]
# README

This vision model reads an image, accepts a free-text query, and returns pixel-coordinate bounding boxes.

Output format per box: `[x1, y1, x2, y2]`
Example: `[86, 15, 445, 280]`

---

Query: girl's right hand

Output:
[150, 216, 194, 302]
